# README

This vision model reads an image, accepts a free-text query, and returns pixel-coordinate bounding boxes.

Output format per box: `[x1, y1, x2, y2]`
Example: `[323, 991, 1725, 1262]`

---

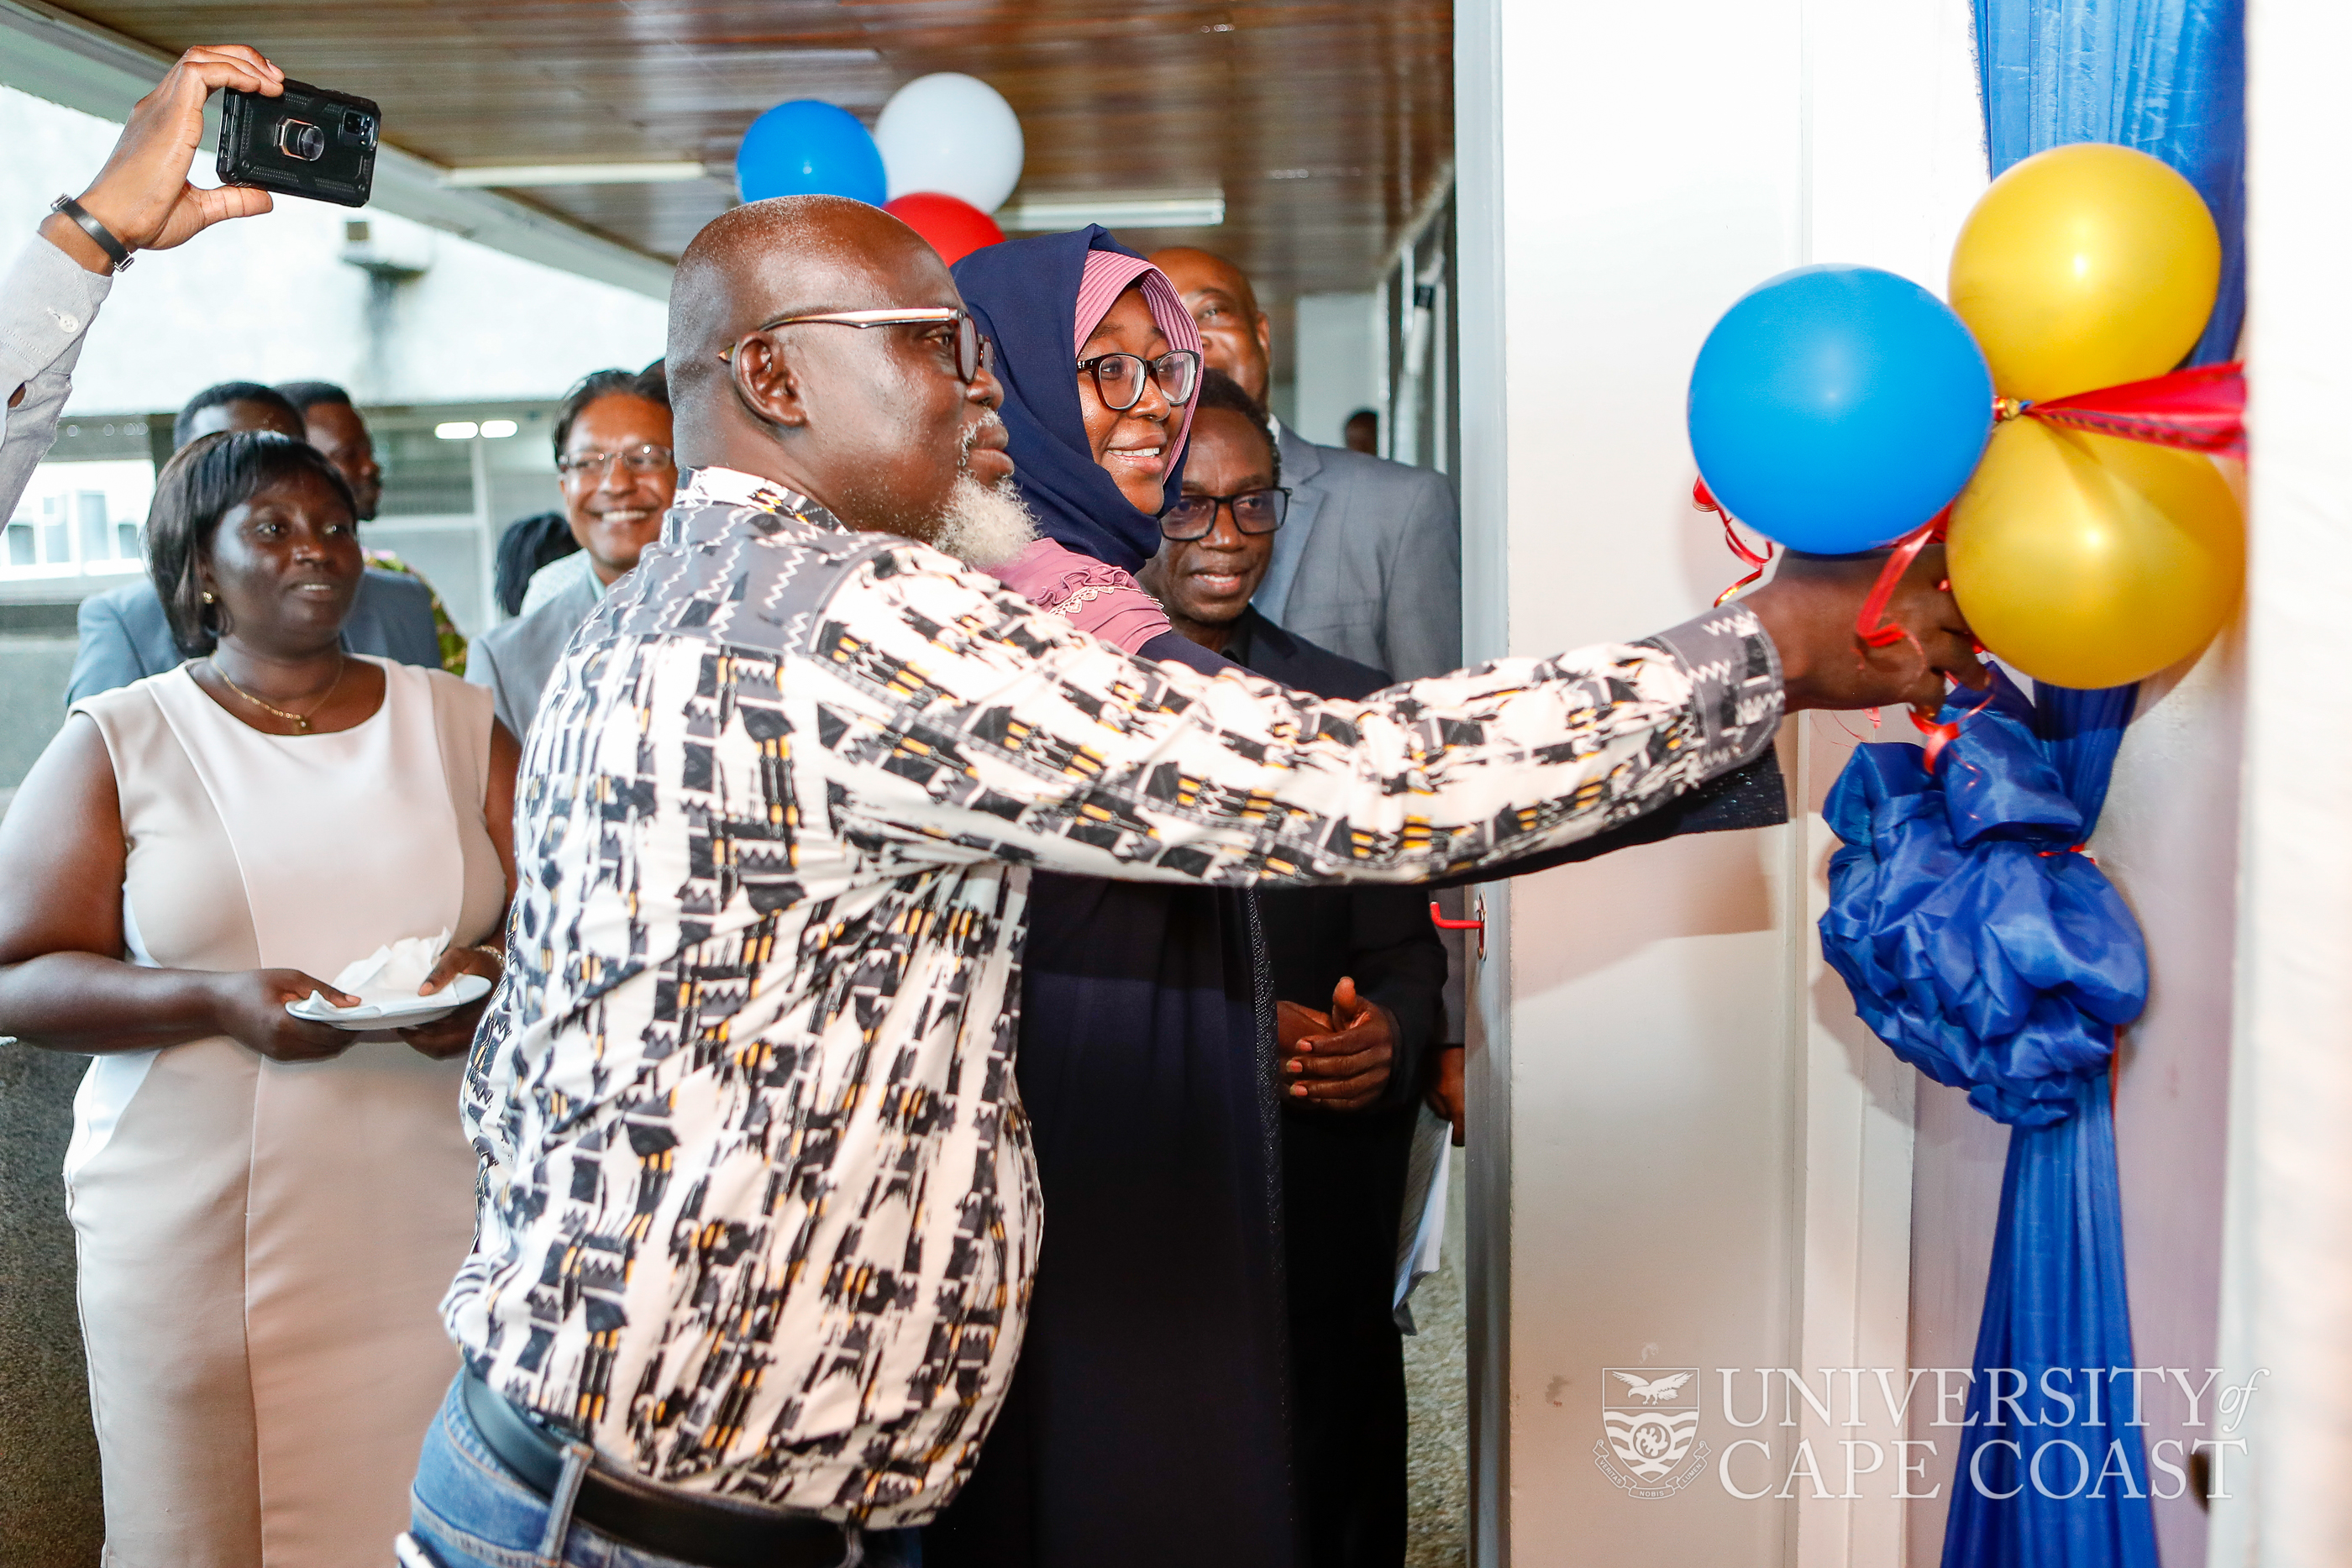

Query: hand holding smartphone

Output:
[218, 78, 380, 208]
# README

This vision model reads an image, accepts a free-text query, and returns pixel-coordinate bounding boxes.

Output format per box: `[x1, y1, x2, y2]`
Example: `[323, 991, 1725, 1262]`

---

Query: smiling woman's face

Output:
[1077, 286, 1177, 517]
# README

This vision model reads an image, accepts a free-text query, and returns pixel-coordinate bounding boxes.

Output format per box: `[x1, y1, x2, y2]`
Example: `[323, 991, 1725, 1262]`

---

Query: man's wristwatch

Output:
[49, 195, 134, 272]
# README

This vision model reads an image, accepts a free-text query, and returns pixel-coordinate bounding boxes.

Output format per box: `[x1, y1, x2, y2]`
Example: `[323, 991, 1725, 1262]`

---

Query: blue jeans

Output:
[404, 1377, 921, 1568]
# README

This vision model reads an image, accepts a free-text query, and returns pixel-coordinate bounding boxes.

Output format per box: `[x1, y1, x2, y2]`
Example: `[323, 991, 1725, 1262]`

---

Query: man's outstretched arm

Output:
[809, 541, 1980, 889]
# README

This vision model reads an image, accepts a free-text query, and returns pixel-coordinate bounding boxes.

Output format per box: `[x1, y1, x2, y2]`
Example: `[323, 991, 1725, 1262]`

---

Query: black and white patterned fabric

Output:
[444, 465, 1783, 1523]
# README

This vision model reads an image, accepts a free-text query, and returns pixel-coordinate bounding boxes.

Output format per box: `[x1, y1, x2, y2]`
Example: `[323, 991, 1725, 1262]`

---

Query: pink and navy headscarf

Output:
[952, 227, 1205, 577]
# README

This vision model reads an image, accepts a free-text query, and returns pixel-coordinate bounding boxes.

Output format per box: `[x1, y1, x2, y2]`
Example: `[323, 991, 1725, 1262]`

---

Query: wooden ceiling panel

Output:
[59, 0, 1452, 296]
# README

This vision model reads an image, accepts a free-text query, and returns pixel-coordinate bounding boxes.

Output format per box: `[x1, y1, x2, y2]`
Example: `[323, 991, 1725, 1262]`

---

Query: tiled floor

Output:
[1401, 1156, 1469, 1568]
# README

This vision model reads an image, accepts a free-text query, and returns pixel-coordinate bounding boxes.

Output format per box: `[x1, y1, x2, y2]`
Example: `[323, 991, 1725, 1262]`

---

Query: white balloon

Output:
[874, 72, 1025, 212]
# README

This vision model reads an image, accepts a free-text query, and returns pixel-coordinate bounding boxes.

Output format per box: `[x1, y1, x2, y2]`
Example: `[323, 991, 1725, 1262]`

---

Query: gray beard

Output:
[929, 473, 1037, 569]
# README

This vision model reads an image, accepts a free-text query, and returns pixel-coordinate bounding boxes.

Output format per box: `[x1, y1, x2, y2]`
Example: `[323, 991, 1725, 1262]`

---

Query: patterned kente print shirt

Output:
[445, 465, 1785, 1523]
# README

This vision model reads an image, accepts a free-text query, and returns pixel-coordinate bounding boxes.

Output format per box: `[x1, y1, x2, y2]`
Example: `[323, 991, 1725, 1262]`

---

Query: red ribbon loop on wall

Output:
[1694, 478, 1775, 606]
[2019, 360, 2245, 458]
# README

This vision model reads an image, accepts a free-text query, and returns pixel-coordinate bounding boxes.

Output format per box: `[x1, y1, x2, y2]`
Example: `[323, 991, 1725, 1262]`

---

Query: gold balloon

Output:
[1950, 144, 2221, 401]
[1947, 418, 2243, 689]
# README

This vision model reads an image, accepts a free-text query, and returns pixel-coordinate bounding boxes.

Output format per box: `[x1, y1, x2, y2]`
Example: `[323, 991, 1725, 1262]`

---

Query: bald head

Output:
[669, 196, 941, 416]
[666, 195, 1016, 544]
[1151, 246, 1273, 406]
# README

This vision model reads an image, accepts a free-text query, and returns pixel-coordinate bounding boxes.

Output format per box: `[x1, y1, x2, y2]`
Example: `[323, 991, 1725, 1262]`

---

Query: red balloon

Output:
[884, 191, 1005, 266]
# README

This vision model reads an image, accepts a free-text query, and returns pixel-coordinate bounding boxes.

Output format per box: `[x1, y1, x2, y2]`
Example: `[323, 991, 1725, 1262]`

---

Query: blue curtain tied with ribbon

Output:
[1822, 675, 2155, 1563]
[1819, 3, 2243, 1563]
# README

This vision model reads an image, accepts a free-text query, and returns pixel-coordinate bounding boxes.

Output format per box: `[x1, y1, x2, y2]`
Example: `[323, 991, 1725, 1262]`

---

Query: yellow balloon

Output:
[1947, 418, 2242, 689]
[1950, 144, 2221, 401]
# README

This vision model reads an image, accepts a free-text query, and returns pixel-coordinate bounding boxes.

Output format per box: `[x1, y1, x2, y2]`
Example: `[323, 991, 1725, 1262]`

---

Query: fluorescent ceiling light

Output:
[435, 421, 480, 440]
[444, 162, 711, 188]
[996, 193, 1225, 231]
[480, 419, 519, 438]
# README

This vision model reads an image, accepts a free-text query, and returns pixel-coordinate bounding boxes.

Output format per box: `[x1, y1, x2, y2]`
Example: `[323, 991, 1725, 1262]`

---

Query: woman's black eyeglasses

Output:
[717, 307, 994, 384]
[1158, 486, 1290, 540]
[1076, 349, 1202, 413]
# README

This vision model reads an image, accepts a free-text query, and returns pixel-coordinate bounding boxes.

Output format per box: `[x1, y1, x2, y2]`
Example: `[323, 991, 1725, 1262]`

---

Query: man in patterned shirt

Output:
[411, 196, 1983, 1568]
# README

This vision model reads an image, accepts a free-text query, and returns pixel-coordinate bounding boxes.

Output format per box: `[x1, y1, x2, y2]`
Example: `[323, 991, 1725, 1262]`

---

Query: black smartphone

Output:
[216, 79, 380, 208]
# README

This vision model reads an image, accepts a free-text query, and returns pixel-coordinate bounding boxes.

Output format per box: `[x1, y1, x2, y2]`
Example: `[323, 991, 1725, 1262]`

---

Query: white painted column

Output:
[2208, 3, 2352, 1563]
[1455, 1, 1981, 1561]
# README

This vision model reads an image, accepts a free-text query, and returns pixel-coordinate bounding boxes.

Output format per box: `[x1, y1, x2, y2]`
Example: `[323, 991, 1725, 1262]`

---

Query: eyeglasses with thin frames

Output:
[717, 307, 994, 384]
[556, 443, 675, 480]
[1076, 349, 1202, 414]
[1158, 486, 1290, 540]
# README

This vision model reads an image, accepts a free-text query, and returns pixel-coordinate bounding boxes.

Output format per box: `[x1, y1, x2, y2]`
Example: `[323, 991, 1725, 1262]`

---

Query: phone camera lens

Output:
[276, 118, 327, 162]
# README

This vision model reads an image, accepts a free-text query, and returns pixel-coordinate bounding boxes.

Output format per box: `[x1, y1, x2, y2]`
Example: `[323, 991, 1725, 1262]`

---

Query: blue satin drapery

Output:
[1822, 675, 2157, 1566]
[1821, 3, 2244, 1562]
[1974, 0, 2246, 365]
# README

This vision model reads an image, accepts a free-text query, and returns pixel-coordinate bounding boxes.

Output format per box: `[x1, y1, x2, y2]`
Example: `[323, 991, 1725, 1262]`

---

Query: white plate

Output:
[286, 973, 493, 1030]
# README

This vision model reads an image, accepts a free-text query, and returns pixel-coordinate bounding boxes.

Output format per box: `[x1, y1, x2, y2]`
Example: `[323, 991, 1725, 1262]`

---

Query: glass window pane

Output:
[78, 490, 109, 562]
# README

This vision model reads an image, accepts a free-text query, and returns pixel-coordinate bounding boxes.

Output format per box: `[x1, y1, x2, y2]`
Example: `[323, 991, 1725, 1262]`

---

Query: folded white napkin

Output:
[326, 929, 452, 1004]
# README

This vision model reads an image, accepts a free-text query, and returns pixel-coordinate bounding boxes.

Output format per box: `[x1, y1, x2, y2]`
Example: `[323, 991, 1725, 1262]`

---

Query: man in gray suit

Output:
[1153, 247, 1462, 681]
[65, 382, 440, 704]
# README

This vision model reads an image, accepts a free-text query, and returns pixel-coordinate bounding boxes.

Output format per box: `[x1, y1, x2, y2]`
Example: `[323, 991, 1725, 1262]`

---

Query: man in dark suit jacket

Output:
[1152, 246, 1461, 683]
[1139, 373, 1446, 1568]
[65, 381, 442, 705]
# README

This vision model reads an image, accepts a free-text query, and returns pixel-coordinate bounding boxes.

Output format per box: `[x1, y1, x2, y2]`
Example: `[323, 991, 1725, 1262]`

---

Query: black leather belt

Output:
[458, 1367, 853, 1568]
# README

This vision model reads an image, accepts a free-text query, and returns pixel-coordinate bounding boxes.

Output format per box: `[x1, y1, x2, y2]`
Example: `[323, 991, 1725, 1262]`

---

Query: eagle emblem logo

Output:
[1593, 1366, 1709, 1500]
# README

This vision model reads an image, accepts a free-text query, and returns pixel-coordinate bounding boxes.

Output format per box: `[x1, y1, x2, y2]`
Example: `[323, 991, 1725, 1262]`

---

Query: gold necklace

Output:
[208, 653, 346, 734]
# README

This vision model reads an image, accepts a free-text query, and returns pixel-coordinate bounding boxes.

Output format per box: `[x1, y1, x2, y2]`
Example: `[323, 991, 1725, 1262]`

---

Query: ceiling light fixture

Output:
[995, 192, 1226, 231]
[442, 162, 711, 188]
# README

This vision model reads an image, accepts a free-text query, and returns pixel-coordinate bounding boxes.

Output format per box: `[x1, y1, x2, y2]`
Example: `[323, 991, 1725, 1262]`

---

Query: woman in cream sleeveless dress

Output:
[0, 432, 517, 1568]
[66, 655, 505, 1565]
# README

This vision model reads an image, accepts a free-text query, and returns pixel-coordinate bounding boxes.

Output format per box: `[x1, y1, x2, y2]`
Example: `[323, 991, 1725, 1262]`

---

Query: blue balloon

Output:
[735, 100, 887, 206]
[1688, 264, 1993, 554]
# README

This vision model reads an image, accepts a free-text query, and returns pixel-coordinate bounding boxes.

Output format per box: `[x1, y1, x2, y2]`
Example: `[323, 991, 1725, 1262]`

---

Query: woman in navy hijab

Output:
[926, 228, 1300, 1568]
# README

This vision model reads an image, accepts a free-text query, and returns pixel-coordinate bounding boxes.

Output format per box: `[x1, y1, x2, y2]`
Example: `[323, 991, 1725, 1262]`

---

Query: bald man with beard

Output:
[407, 195, 1983, 1568]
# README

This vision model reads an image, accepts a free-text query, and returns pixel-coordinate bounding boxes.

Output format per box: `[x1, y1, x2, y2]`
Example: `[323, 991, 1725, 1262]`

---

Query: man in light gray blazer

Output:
[1153, 247, 1461, 681]
[465, 364, 675, 740]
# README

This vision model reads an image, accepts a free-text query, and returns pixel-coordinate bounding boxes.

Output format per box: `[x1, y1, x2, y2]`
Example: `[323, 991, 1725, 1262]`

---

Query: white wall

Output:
[2208, 3, 2352, 1563]
[0, 86, 668, 415]
[1291, 291, 1378, 448]
[1456, 0, 1984, 1561]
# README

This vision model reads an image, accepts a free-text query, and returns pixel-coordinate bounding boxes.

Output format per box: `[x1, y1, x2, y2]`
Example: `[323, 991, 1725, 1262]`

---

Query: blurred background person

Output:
[66, 380, 441, 705]
[0, 429, 516, 1565]
[279, 380, 467, 674]
[1152, 246, 1460, 683]
[1137, 370, 1446, 1568]
[464, 365, 674, 740]
[1341, 407, 1379, 455]
[491, 511, 580, 620]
